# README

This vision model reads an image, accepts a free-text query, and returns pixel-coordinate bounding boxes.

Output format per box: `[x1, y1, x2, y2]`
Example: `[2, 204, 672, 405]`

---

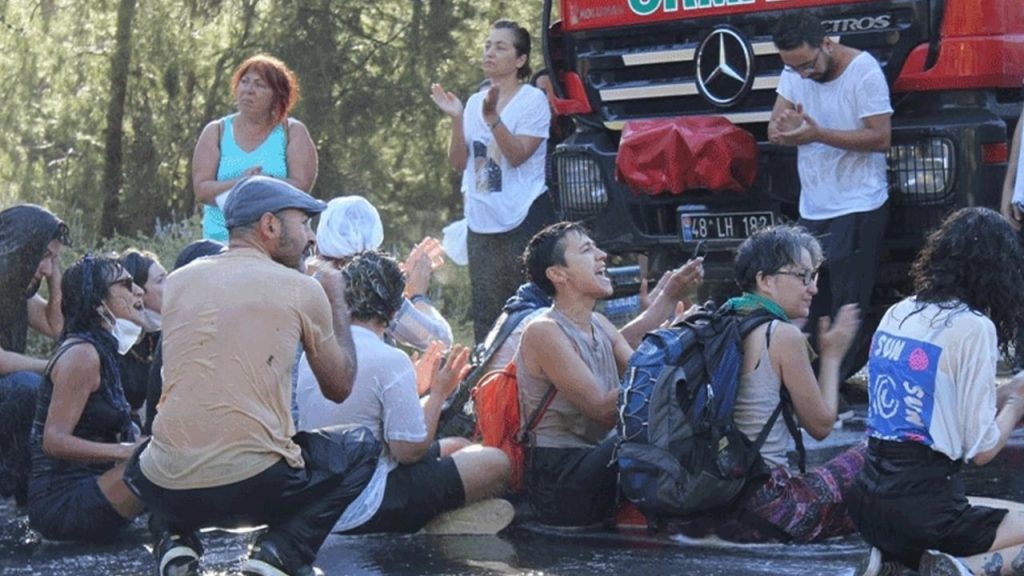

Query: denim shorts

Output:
[28, 468, 129, 541]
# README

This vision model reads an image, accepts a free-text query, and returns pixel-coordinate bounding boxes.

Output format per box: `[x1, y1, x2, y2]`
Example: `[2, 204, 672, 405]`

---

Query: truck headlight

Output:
[888, 138, 955, 204]
[553, 152, 608, 219]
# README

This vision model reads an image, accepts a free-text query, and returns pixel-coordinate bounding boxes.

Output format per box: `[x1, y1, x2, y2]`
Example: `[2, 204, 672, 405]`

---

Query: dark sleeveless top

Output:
[31, 331, 136, 477]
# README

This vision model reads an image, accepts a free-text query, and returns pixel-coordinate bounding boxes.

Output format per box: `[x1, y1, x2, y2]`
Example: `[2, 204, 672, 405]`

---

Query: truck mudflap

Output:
[616, 116, 759, 195]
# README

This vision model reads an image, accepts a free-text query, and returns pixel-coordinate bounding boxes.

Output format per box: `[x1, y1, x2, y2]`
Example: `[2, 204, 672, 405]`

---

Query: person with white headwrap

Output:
[309, 196, 453, 352]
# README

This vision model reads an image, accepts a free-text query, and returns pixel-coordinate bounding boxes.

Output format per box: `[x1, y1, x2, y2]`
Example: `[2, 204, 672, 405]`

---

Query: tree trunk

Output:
[99, 0, 137, 237]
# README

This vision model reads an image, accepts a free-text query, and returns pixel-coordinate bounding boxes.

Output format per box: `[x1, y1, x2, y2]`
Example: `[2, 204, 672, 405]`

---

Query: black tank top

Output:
[31, 333, 134, 477]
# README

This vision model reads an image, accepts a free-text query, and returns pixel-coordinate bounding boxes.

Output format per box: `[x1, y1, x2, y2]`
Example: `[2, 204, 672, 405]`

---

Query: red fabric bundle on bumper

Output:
[616, 116, 758, 195]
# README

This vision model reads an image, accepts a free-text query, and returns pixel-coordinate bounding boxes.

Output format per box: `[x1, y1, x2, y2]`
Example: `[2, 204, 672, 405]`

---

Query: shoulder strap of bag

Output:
[748, 321, 806, 472]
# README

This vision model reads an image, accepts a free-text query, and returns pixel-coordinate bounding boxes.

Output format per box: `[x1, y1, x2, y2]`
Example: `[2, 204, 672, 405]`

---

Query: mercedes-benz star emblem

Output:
[695, 27, 755, 108]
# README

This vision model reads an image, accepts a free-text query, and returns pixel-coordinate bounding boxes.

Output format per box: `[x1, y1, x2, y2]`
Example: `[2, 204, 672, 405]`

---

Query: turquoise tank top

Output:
[202, 114, 288, 241]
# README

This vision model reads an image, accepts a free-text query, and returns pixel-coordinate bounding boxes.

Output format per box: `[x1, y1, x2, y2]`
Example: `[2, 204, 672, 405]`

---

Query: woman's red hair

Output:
[230, 54, 300, 124]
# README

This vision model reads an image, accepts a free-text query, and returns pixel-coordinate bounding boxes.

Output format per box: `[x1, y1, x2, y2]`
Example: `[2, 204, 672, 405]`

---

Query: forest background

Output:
[0, 0, 546, 344]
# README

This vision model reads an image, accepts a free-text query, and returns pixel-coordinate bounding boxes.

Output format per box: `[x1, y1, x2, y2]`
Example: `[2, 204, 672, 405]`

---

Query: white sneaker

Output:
[420, 498, 515, 535]
[919, 549, 971, 576]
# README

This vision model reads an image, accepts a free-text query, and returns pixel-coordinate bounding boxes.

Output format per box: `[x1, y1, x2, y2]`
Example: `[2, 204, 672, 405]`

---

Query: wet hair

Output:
[173, 239, 225, 270]
[61, 255, 124, 337]
[118, 249, 160, 289]
[910, 207, 1024, 346]
[523, 221, 588, 296]
[734, 225, 824, 292]
[342, 251, 406, 325]
[773, 13, 826, 51]
[230, 54, 301, 124]
[492, 19, 532, 81]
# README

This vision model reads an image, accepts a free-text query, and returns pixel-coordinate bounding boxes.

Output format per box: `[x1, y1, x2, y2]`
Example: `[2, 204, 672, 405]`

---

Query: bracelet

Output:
[410, 293, 432, 306]
[488, 116, 502, 130]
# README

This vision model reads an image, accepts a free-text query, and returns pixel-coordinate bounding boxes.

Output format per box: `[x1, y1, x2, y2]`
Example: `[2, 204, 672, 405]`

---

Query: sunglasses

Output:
[108, 276, 136, 291]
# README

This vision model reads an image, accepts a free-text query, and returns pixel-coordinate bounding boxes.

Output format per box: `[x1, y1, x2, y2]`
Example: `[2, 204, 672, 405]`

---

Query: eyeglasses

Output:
[108, 276, 136, 291]
[783, 48, 823, 75]
[774, 269, 818, 286]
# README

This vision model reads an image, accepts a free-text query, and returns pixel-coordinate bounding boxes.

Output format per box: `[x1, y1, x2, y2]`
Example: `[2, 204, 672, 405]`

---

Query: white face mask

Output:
[102, 304, 144, 355]
[139, 308, 162, 333]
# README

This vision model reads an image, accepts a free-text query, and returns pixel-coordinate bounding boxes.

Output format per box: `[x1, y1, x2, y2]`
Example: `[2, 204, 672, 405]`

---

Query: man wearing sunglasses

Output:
[768, 12, 892, 378]
[0, 204, 70, 509]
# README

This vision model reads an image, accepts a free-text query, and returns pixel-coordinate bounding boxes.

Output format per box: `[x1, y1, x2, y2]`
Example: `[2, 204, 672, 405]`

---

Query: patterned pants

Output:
[741, 442, 867, 543]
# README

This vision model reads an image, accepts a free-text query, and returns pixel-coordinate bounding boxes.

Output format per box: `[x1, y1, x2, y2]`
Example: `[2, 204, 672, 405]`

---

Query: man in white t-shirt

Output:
[770, 13, 893, 375]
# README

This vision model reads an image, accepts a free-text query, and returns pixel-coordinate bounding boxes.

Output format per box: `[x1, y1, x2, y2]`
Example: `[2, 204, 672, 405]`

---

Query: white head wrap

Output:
[316, 196, 384, 258]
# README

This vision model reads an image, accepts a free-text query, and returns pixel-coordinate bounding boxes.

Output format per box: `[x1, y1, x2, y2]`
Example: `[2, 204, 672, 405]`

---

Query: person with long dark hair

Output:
[116, 249, 166, 417]
[430, 19, 555, 343]
[0, 204, 69, 507]
[849, 207, 1024, 575]
[27, 255, 146, 541]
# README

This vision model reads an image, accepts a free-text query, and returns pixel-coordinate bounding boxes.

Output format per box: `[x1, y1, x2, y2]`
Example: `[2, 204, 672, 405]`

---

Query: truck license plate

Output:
[679, 211, 774, 242]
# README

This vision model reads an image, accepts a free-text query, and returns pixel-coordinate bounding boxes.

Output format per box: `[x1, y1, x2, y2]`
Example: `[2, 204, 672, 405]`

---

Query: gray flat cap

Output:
[223, 176, 327, 229]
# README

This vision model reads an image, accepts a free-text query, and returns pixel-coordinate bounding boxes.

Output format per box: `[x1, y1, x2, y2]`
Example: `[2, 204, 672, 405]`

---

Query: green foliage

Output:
[4, 0, 543, 348]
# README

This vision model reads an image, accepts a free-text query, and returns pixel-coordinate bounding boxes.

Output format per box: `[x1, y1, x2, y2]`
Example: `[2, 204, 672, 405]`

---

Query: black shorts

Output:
[347, 442, 465, 534]
[525, 435, 619, 527]
[847, 439, 1007, 569]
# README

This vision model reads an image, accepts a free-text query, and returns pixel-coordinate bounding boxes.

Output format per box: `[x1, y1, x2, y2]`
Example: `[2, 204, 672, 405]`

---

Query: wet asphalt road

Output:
[3, 412, 1023, 576]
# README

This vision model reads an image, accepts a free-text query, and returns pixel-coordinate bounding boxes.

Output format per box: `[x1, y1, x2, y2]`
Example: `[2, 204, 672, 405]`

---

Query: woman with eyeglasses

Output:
[27, 255, 146, 542]
[116, 249, 166, 419]
[721, 225, 864, 543]
[849, 208, 1024, 576]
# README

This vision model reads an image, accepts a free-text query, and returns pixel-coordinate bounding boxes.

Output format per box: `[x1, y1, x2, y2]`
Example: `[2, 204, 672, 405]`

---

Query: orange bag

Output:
[472, 361, 555, 491]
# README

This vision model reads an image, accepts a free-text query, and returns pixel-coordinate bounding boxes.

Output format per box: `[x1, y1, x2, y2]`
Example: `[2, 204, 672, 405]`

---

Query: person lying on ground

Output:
[515, 222, 702, 527]
[849, 207, 1024, 576]
[28, 255, 146, 541]
[297, 250, 512, 535]
[308, 195, 453, 351]
[0, 204, 69, 508]
[125, 176, 379, 576]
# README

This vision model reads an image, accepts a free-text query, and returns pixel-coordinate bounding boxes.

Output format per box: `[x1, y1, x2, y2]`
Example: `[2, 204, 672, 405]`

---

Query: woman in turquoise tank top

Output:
[192, 54, 318, 241]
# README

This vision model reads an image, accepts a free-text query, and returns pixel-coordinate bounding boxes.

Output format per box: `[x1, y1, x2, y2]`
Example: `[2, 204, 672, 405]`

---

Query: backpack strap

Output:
[521, 384, 556, 441]
[748, 320, 807, 473]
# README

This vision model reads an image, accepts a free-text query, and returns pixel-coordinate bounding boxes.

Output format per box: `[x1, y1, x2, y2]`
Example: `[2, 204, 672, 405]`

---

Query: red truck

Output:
[541, 0, 1024, 361]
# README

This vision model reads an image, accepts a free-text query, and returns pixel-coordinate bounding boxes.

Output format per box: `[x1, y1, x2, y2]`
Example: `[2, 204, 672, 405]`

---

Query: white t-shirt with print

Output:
[867, 297, 1001, 462]
[295, 325, 427, 531]
[460, 84, 550, 234]
[777, 52, 893, 220]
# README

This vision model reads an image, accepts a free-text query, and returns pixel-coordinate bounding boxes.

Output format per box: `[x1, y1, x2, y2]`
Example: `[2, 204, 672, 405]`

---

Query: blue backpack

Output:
[616, 307, 805, 527]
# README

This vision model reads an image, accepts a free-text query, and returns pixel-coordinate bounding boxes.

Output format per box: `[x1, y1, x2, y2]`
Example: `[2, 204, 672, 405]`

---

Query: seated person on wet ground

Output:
[124, 176, 380, 576]
[115, 249, 166, 423]
[27, 255, 146, 541]
[716, 225, 864, 543]
[849, 207, 1024, 576]
[296, 251, 512, 534]
[515, 222, 703, 527]
[0, 204, 69, 507]
[140, 239, 225, 436]
[308, 195, 453, 351]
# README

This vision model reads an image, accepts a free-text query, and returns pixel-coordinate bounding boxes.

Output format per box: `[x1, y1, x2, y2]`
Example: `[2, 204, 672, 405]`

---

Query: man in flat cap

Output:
[126, 176, 379, 576]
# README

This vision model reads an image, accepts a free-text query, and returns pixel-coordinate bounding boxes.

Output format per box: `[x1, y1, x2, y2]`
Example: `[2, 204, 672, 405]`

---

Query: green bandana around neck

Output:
[723, 292, 790, 322]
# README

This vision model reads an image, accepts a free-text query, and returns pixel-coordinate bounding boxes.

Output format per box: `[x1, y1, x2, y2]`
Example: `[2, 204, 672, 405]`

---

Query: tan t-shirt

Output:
[139, 247, 335, 489]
